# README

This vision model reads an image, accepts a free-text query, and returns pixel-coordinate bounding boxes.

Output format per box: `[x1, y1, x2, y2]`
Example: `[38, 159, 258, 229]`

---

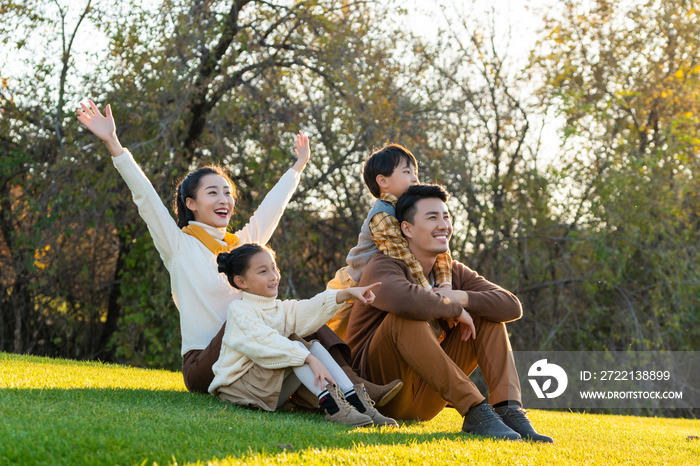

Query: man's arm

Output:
[360, 253, 463, 321]
[450, 261, 522, 323]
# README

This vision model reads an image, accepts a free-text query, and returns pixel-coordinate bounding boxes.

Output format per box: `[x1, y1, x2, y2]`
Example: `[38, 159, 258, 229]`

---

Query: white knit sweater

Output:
[209, 289, 340, 394]
[112, 149, 300, 355]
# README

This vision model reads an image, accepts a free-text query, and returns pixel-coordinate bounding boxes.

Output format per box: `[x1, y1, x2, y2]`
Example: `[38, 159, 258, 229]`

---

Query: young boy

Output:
[326, 144, 453, 340]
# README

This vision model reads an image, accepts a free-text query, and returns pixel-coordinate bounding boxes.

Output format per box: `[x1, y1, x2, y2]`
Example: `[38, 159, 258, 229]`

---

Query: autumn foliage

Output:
[0, 0, 698, 370]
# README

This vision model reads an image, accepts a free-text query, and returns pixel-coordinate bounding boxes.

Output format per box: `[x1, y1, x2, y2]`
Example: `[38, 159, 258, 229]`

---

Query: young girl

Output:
[211, 243, 398, 427]
[76, 100, 402, 405]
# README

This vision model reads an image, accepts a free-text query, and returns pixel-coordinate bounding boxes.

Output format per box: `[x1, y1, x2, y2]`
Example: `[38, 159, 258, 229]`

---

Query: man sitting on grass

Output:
[344, 184, 553, 442]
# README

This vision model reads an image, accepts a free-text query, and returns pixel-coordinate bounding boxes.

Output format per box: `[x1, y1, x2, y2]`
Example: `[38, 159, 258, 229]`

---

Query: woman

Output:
[76, 100, 402, 404]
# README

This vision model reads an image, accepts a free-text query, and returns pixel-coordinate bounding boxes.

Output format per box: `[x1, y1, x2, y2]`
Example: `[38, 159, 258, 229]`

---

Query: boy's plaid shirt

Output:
[368, 193, 452, 288]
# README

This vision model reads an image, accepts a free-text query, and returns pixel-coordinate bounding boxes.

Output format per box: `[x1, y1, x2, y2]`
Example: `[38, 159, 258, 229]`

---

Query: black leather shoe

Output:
[462, 403, 522, 440]
[494, 405, 554, 443]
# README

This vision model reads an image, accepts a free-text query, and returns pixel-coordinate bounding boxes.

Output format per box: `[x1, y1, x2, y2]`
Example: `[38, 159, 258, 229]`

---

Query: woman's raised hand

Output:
[292, 130, 310, 173]
[77, 100, 124, 157]
[77, 100, 115, 141]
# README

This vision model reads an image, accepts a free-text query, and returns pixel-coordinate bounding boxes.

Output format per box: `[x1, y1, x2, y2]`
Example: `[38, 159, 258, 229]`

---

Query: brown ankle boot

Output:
[341, 366, 403, 407]
[323, 384, 373, 427]
[289, 384, 320, 410]
[352, 383, 399, 427]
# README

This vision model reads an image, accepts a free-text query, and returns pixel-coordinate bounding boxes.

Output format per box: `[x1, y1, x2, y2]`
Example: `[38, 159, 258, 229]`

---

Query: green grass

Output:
[1, 353, 698, 465]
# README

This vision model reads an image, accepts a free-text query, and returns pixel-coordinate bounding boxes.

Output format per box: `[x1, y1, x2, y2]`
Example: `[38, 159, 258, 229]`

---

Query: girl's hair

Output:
[175, 166, 237, 229]
[217, 243, 276, 289]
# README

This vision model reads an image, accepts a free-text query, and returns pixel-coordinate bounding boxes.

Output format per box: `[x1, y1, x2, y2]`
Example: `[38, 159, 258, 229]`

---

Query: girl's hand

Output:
[337, 282, 381, 304]
[292, 130, 310, 173]
[305, 354, 335, 388]
[77, 100, 124, 157]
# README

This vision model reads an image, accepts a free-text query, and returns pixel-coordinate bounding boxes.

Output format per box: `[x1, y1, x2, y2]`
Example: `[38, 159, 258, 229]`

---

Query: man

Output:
[344, 184, 552, 442]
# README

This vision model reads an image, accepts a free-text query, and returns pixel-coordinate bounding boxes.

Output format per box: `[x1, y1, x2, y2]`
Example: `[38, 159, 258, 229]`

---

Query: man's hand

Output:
[305, 354, 335, 388]
[336, 282, 381, 304]
[456, 309, 476, 341]
[292, 130, 310, 173]
[433, 287, 469, 308]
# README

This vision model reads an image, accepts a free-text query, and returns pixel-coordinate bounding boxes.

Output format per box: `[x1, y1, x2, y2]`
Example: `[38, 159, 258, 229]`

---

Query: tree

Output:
[412, 7, 572, 351]
[0, 0, 431, 368]
[0, 0, 115, 357]
[532, 0, 700, 350]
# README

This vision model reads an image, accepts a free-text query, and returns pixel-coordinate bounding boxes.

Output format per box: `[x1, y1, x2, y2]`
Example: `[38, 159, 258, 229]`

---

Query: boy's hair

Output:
[217, 243, 276, 289]
[395, 184, 449, 226]
[363, 144, 418, 198]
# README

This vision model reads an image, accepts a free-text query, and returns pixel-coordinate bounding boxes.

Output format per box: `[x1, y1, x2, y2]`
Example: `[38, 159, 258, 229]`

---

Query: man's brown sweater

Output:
[345, 253, 523, 378]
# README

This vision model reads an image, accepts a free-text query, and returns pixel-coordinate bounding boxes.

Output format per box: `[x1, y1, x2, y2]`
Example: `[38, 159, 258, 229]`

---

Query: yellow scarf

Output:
[182, 224, 242, 255]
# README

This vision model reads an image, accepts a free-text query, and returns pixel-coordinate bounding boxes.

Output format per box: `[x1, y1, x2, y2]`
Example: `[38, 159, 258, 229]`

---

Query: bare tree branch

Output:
[54, 0, 92, 147]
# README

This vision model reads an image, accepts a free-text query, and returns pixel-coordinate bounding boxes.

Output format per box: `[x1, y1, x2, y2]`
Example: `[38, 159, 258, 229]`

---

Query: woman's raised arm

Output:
[77, 100, 125, 158]
[234, 131, 309, 244]
[77, 99, 185, 261]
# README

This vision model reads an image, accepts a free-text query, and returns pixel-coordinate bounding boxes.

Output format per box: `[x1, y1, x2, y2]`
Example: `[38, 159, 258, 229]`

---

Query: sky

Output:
[399, 0, 563, 165]
[402, 0, 547, 68]
[1, 0, 563, 163]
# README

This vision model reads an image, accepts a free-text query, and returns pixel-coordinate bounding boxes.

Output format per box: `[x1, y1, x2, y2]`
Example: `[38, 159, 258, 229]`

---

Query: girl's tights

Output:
[278, 341, 354, 403]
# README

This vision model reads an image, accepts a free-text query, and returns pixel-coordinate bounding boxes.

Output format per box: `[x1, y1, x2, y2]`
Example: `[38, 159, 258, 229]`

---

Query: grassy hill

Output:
[1, 352, 698, 465]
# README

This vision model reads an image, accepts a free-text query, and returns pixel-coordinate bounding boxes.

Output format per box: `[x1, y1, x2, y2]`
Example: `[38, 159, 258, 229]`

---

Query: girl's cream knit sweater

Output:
[209, 289, 340, 394]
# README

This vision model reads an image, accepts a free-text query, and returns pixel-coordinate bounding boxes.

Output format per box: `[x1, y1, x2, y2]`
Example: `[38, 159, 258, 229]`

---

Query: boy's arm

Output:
[369, 212, 431, 288]
[433, 250, 453, 288]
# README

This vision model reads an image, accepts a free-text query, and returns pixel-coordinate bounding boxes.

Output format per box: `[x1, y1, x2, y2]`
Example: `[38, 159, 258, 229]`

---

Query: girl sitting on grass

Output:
[211, 243, 398, 427]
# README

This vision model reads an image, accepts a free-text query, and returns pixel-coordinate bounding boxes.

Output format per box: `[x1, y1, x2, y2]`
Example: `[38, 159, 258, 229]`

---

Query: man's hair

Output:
[395, 184, 449, 226]
[362, 144, 418, 198]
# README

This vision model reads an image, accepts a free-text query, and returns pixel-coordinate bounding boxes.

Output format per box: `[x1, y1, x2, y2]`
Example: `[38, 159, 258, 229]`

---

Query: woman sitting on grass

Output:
[212, 243, 397, 427]
[76, 100, 401, 406]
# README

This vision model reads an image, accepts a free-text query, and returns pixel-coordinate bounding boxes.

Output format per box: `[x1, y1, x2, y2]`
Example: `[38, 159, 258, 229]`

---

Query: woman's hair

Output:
[217, 243, 276, 289]
[175, 166, 237, 229]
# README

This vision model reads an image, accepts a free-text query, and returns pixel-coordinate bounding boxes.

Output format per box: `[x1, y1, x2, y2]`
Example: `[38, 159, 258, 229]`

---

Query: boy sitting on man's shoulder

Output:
[326, 144, 453, 340]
